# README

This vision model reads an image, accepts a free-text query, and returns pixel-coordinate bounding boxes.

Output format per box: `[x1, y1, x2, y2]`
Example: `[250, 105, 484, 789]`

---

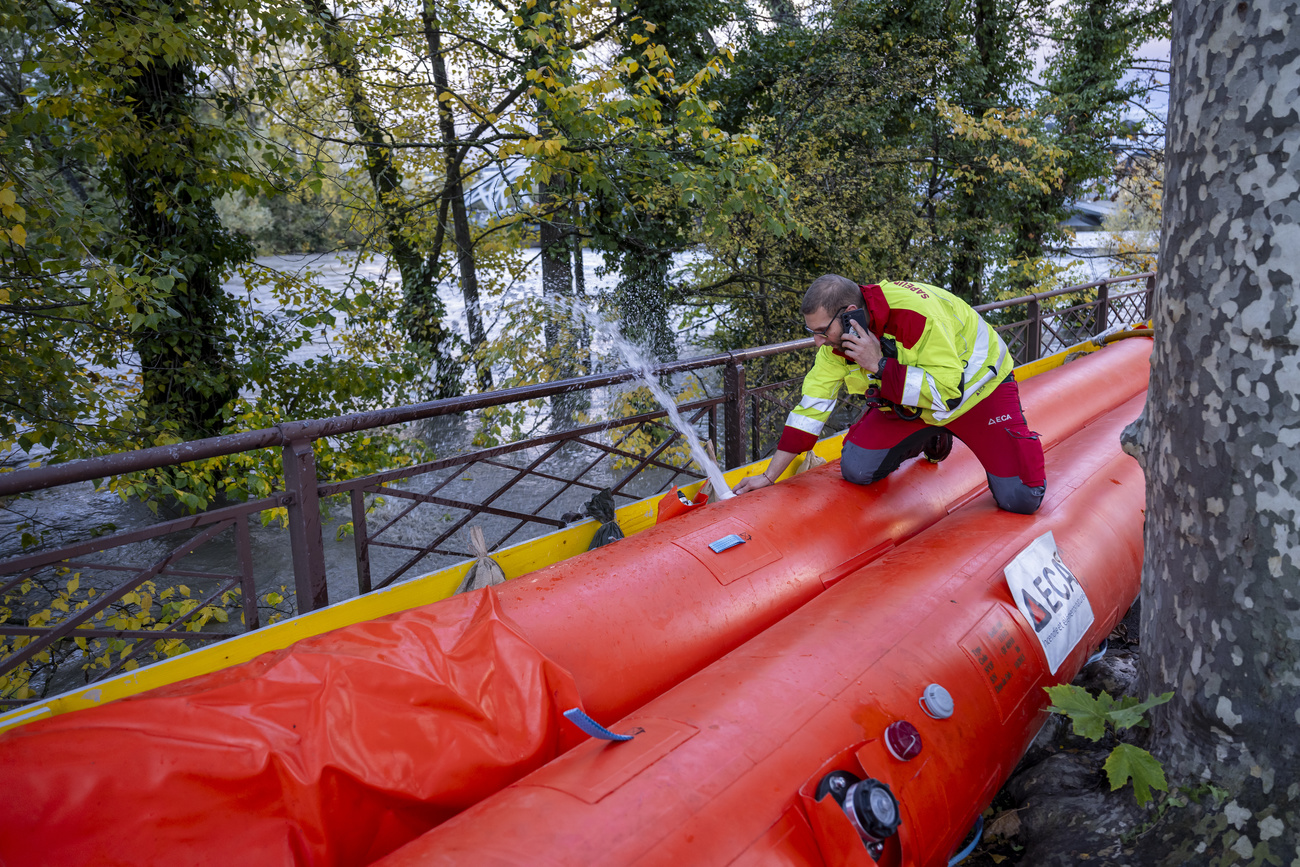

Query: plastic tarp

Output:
[0, 590, 583, 867]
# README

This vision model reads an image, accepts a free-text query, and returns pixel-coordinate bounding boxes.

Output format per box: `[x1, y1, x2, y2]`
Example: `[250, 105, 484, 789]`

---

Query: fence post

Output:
[351, 489, 372, 595]
[723, 359, 747, 469]
[282, 437, 329, 612]
[1145, 274, 1155, 320]
[1096, 280, 1110, 334]
[235, 514, 260, 631]
[1027, 297, 1042, 361]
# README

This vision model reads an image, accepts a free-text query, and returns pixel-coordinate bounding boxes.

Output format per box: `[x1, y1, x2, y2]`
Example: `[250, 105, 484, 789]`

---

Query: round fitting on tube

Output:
[884, 720, 922, 761]
[842, 779, 901, 844]
[920, 683, 955, 719]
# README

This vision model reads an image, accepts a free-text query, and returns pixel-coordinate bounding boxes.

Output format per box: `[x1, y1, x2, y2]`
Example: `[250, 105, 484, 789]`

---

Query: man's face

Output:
[805, 305, 849, 349]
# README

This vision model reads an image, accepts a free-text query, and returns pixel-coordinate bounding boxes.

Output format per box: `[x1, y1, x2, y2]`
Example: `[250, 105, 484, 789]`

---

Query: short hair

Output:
[801, 274, 862, 316]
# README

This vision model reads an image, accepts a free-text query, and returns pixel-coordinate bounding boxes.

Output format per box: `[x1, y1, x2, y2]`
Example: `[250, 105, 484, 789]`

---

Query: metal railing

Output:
[0, 273, 1153, 706]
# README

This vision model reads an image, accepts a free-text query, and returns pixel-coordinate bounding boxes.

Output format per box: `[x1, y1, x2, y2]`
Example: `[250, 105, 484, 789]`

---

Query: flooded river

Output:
[1, 251, 695, 611]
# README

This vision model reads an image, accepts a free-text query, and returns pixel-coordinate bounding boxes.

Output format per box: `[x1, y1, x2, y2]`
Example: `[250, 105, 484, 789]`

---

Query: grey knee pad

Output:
[841, 440, 889, 485]
[987, 474, 1046, 515]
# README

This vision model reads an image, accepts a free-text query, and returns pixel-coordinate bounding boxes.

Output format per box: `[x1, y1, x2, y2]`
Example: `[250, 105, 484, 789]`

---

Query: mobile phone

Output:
[840, 308, 870, 339]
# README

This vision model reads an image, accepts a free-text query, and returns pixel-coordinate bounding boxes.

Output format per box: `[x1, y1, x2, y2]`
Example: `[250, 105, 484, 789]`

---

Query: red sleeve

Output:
[878, 357, 908, 404]
[777, 425, 818, 454]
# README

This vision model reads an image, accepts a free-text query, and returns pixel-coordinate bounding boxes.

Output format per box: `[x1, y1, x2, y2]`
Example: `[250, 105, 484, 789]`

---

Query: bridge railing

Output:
[0, 272, 1153, 707]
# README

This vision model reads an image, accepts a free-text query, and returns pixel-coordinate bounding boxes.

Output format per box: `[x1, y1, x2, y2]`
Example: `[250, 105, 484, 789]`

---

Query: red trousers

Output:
[842, 378, 1046, 512]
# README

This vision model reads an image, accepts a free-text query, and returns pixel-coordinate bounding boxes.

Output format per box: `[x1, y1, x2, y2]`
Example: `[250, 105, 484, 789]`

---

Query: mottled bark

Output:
[1126, 0, 1300, 859]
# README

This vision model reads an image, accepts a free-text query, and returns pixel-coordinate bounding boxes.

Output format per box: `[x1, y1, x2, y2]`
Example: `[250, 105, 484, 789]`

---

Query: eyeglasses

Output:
[805, 305, 848, 338]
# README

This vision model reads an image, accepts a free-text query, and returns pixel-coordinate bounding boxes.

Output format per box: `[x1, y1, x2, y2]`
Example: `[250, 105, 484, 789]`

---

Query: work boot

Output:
[923, 429, 953, 463]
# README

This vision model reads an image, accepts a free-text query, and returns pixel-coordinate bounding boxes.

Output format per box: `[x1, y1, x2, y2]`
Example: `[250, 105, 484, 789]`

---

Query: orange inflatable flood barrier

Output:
[375, 393, 1147, 867]
[0, 339, 1151, 867]
[491, 337, 1148, 725]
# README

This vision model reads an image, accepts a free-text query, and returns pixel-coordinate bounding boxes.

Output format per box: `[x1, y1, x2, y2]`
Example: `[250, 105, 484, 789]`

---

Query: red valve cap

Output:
[884, 720, 922, 761]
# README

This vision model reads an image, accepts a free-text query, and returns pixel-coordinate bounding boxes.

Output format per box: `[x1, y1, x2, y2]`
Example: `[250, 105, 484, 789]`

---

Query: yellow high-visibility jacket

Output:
[778, 280, 1013, 453]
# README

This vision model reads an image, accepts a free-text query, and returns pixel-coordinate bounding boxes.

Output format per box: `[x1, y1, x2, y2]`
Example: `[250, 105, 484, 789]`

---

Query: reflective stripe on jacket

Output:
[778, 280, 1012, 453]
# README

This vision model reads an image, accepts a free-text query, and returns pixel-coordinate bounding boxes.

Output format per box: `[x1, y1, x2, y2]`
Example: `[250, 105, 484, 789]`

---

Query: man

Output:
[733, 274, 1046, 514]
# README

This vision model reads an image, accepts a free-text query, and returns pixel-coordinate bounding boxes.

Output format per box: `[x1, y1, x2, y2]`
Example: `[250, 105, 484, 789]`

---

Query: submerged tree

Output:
[1, 0, 286, 450]
[108, 0, 253, 441]
[301, 0, 467, 397]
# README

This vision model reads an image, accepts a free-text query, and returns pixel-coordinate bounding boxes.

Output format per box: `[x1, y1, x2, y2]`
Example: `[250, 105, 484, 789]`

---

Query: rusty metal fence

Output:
[0, 273, 1153, 706]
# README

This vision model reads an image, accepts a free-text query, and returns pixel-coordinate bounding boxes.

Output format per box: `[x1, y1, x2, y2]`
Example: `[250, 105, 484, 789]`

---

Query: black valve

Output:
[815, 770, 901, 860]
[847, 778, 901, 842]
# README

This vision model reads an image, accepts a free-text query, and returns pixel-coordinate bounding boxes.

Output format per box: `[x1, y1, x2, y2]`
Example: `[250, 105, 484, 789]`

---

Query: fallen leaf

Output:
[987, 810, 1022, 839]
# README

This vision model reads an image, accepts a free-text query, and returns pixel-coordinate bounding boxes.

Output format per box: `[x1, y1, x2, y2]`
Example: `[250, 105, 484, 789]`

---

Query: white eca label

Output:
[1003, 531, 1094, 675]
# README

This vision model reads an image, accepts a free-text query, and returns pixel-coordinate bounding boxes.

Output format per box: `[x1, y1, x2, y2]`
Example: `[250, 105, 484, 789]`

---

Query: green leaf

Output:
[1107, 692, 1173, 731]
[1103, 743, 1168, 806]
[1044, 683, 1109, 741]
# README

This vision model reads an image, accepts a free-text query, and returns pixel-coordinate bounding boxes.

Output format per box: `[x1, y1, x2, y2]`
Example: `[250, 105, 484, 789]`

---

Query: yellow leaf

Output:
[8, 225, 26, 247]
[0, 187, 14, 207]
[67, 575, 80, 594]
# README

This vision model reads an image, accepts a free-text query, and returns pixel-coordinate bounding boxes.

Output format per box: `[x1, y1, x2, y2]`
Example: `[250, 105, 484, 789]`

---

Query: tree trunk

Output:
[421, 0, 491, 390]
[571, 198, 591, 373]
[539, 177, 574, 359]
[538, 176, 583, 422]
[1126, 0, 1300, 859]
[613, 249, 676, 363]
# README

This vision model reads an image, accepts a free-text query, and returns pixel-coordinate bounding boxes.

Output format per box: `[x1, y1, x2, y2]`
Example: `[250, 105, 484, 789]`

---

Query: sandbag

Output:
[794, 449, 827, 475]
[455, 526, 506, 593]
[584, 488, 625, 549]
